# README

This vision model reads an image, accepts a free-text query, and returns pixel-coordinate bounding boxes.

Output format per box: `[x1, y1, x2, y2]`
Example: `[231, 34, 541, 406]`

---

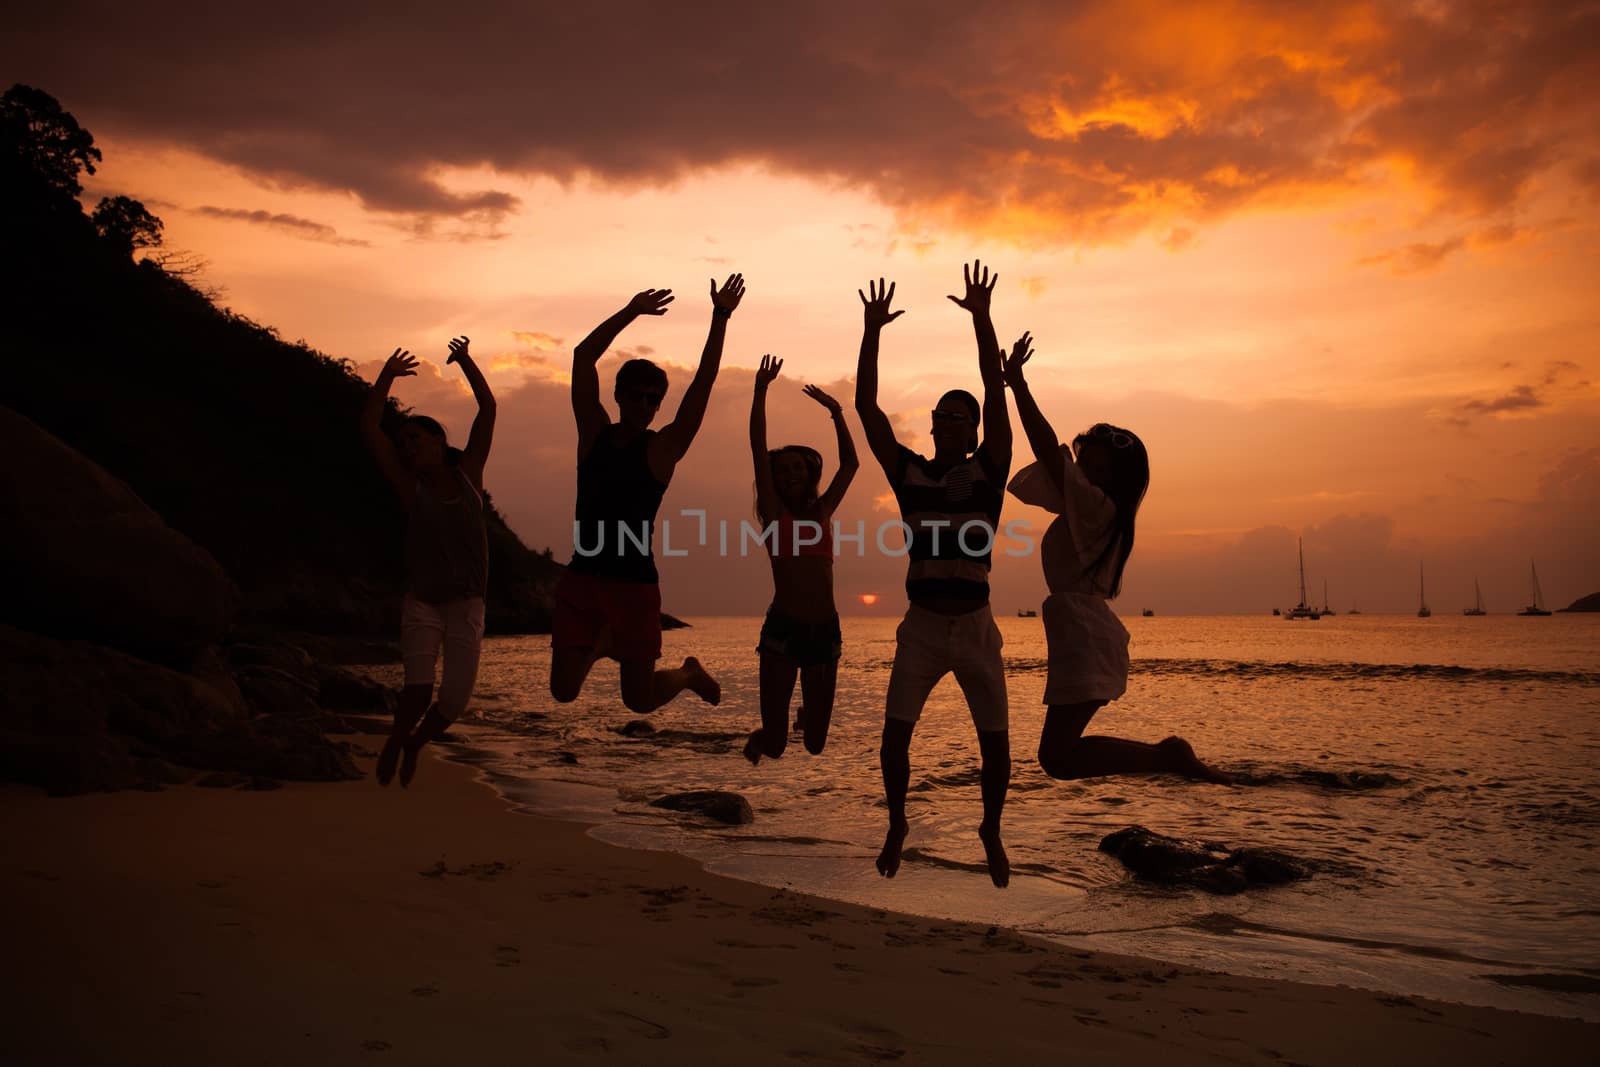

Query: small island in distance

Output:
[1558, 592, 1600, 613]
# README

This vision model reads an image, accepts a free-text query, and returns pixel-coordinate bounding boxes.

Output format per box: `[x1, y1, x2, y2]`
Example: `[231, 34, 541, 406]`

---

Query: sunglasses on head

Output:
[931, 409, 972, 424]
[1078, 423, 1134, 449]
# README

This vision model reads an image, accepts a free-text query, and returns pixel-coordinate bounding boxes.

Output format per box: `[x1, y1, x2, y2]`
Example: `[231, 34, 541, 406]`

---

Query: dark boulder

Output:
[1098, 825, 1310, 894]
[651, 790, 754, 825]
[0, 405, 235, 663]
[618, 719, 657, 737]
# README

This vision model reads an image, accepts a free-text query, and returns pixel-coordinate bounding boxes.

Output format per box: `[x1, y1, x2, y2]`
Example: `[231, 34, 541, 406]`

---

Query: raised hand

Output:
[858, 278, 904, 329]
[1002, 332, 1033, 389]
[445, 336, 471, 365]
[802, 383, 843, 415]
[755, 353, 784, 390]
[711, 273, 746, 313]
[382, 348, 419, 379]
[946, 259, 997, 314]
[627, 288, 675, 317]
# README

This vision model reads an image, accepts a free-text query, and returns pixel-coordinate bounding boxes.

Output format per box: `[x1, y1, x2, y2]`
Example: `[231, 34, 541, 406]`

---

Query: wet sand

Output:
[2, 737, 1593, 1065]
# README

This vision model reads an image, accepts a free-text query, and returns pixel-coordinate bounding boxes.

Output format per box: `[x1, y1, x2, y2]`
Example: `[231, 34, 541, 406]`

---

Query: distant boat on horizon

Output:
[1348, 601, 1362, 615]
[1418, 562, 1432, 618]
[1142, 608, 1154, 617]
[1463, 578, 1486, 616]
[1286, 537, 1321, 620]
[1519, 560, 1552, 616]
[1017, 608, 1038, 618]
[1321, 579, 1336, 616]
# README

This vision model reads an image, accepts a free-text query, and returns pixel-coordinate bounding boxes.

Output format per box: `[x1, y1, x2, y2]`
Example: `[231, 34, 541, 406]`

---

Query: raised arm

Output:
[573, 288, 674, 457]
[750, 354, 783, 522]
[652, 273, 745, 475]
[446, 336, 496, 490]
[947, 259, 1011, 472]
[804, 384, 858, 516]
[1001, 332, 1066, 492]
[853, 278, 904, 475]
[360, 348, 419, 508]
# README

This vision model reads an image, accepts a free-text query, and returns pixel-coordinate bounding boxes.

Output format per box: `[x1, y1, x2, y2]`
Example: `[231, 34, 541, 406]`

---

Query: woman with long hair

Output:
[743, 354, 858, 764]
[1002, 333, 1227, 783]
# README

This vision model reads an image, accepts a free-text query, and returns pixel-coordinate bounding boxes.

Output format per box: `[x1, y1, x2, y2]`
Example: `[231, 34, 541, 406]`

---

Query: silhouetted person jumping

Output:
[361, 337, 495, 787]
[743, 355, 858, 764]
[550, 277, 745, 712]
[855, 262, 1014, 889]
[1002, 333, 1228, 784]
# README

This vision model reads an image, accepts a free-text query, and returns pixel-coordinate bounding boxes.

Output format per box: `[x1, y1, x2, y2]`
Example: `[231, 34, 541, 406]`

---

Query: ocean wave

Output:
[1226, 764, 1410, 791]
[1000, 656, 1600, 687]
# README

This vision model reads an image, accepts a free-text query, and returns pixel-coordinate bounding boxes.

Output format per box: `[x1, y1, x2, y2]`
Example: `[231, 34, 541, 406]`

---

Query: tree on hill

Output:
[1, 83, 100, 203]
[93, 195, 164, 259]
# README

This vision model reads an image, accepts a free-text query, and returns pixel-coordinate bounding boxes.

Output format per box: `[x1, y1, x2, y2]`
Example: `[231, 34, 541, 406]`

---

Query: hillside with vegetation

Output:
[0, 84, 561, 636]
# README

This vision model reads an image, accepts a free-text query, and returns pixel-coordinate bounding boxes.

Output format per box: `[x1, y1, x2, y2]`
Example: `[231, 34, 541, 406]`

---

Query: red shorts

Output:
[552, 570, 663, 662]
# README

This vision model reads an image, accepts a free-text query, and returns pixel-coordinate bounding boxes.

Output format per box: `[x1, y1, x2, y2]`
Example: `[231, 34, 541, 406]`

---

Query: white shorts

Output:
[401, 594, 486, 722]
[1041, 592, 1128, 706]
[885, 603, 1008, 732]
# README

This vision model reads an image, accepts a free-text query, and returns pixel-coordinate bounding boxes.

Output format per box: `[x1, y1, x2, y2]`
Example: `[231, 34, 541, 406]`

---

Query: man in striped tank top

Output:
[855, 262, 1014, 888]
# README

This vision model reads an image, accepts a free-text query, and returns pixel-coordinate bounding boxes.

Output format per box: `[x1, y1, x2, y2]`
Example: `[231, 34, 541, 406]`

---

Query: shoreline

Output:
[3, 737, 1594, 1065]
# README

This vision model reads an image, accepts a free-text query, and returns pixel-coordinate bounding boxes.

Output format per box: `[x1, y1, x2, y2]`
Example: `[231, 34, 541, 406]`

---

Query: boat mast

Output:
[1298, 538, 1308, 607]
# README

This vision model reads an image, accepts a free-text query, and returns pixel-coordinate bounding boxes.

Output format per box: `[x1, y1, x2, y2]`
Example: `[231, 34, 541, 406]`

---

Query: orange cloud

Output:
[9, 1, 1593, 250]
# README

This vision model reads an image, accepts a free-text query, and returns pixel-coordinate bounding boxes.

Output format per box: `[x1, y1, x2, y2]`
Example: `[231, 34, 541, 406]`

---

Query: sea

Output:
[363, 613, 1600, 1020]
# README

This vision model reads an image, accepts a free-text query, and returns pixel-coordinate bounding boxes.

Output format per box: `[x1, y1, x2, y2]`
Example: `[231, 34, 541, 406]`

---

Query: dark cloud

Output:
[6, 1, 1596, 243]
[1460, 385, 1544, 415]
[193, 205, 369, 246]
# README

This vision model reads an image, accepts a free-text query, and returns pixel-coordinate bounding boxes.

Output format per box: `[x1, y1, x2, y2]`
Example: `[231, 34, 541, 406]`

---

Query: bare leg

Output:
[745, 652, 796, 764]
[378, 684, 431, 786]
[877, 718, 914, 877]
[619, 656, 721, 714]
[399, 704, 451, 787]
[1038, 702, 1230, 783]
[549, 645, 601, 704]
[976, 729, 1011, 888]
[797, 660, 838, 756]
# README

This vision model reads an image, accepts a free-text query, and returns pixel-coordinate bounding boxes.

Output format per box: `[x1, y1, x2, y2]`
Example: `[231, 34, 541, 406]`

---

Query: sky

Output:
[6, 0, 1598, 614]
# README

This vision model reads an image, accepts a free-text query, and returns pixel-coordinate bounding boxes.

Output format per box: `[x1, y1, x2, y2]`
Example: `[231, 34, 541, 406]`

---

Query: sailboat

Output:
[1463, 578, 1486, 616]
[1417, 562, 1432, 618]
[1285, 538, 1321, 620]
[1348, 601, 1362, 615]
[1321, 579, 1336, 616]
[1519, 560, 1552, 616]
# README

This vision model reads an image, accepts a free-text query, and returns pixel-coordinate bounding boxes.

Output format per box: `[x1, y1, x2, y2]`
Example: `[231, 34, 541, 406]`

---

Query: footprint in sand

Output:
[361, 1039, 392, 1052]
[494, 945, 521, 968]
[410, 985, 439, 997]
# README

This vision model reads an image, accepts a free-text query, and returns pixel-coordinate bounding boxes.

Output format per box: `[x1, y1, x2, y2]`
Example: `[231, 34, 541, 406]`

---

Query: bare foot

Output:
[742, 729, 764, 766]
[682, 657, 721, 706]
[1159, 736, 1232, 785]
[376, 734, 404, 786]
[876, 819, 909, 878]
[398, 741, 422, 788]
[978, 822, 1010, 888]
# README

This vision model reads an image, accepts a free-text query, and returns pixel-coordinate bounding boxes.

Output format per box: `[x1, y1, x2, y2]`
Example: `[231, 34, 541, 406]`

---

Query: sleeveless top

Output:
[406, 467, 488, 604]
[569, 424, 668, 583]
[888, 444, 1008, 604]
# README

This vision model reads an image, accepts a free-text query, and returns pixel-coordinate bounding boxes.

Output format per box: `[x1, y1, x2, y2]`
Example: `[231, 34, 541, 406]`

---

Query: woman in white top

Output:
[1002, 334, 1228, 783]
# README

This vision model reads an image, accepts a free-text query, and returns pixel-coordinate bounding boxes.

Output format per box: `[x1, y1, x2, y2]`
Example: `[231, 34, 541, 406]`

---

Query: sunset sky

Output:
[7, 0, 1597, 614]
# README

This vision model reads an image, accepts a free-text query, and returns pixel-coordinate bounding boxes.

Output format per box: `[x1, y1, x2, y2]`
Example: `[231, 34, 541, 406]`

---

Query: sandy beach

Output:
[3, 736, 1594, 1066]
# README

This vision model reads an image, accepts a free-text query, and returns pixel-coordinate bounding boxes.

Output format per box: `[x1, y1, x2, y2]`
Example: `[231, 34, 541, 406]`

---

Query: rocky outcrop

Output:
[0, 406, 235, 664]
[1098, 825, 1310, 894]
[651, 790, 754, 825]
[0, 625, 364, 794]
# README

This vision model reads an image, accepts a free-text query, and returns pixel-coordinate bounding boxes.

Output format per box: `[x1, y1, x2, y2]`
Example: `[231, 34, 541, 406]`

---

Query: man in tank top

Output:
[854, 263, 1014, 889]
[549, 276, 746, 713]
